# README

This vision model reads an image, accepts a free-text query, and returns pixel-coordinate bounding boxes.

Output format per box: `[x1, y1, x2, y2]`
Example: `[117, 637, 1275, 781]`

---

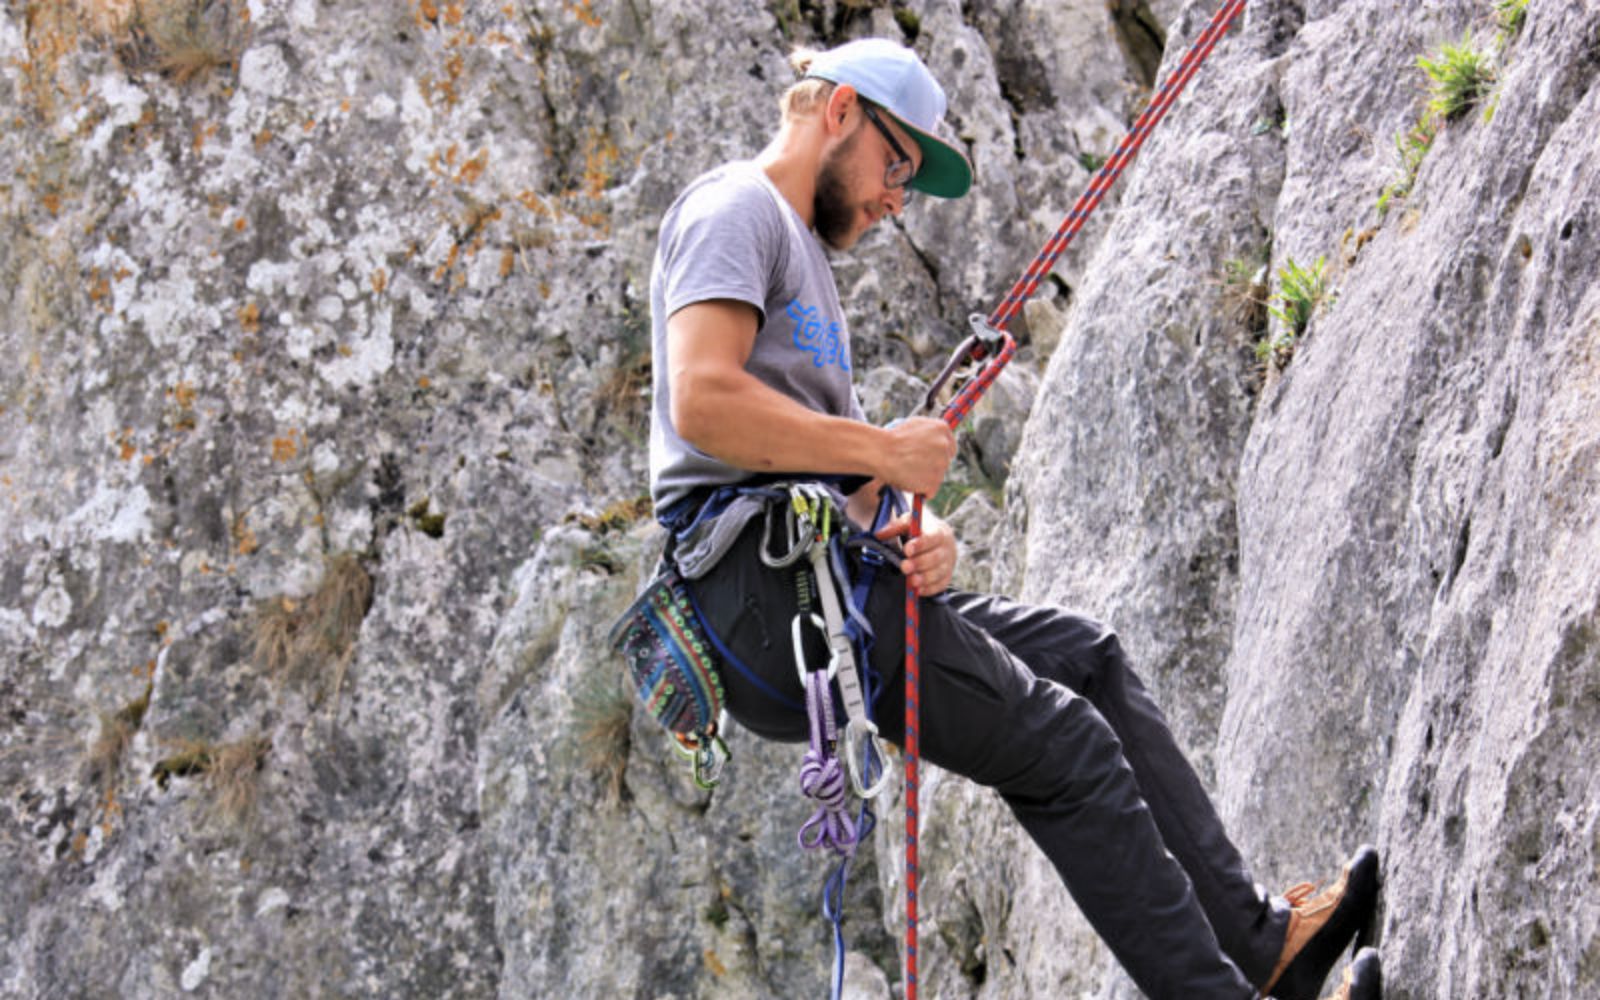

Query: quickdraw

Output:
[778, 483, 893, 810]
[779, 480, 896, 1000]
[899, 2, 1249, 996]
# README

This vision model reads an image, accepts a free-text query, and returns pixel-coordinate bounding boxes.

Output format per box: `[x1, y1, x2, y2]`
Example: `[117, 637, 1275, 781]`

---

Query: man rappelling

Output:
[637, 34, 1383, 1000]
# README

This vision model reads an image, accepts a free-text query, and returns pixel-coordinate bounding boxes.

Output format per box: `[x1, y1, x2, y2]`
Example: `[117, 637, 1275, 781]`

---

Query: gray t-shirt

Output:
[648, 161, 866, 513]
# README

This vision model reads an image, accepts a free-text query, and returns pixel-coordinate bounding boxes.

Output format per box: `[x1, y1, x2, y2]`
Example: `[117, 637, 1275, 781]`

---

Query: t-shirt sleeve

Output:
[658, 178, 785, 328]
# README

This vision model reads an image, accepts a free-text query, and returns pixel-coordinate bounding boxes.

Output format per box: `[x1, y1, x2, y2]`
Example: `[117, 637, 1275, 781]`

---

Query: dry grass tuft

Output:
[572, 668, 633, 805]
[82, 682, 152, 792]
[151, 736, 213, 789]
[151, 733, 271, 827]
[109, 0, 251, 86]
[205, 734, 271, 825]
[251, 554, 373, 706]
[564, 495, 652, 536]
[80, 0, 141, 34]
[251, 596, 297, 679]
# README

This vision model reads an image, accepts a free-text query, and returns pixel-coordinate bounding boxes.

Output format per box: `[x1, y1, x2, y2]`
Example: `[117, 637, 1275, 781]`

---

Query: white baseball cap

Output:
[804, 38, 974, 198]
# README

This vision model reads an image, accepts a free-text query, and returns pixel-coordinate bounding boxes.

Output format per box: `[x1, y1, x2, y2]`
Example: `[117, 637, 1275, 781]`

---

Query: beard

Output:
[813, 131, 862, 250]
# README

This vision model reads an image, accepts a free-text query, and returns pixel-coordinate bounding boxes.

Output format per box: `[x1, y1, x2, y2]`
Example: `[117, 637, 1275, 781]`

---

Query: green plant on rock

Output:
[1257, 256, 1330, 369]
[1494, 0, 1529, 38]
[1376, 118, 1437, 217]
[1375, 27, 1499, 218]
[1418, 34, 1497, 122]
[1269, 256, 1331, 336]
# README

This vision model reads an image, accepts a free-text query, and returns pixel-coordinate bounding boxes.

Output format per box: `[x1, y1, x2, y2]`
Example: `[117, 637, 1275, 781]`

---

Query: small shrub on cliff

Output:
[1418, 35, 1496, 122]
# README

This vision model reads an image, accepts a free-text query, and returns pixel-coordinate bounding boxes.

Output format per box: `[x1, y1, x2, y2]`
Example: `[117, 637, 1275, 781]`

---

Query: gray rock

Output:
[3, 1, 1596, 998]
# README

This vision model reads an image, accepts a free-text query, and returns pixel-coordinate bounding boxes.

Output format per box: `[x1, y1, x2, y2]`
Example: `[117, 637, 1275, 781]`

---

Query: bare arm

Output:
[667, 300, 956, 496]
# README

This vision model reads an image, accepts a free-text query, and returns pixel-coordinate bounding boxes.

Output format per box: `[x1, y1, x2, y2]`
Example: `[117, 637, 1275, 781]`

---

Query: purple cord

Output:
[797, 668, 858, 856]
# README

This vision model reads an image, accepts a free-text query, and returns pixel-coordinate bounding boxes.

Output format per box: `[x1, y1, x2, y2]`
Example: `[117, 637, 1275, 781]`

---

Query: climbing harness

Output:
[899, 2, 1249, 995]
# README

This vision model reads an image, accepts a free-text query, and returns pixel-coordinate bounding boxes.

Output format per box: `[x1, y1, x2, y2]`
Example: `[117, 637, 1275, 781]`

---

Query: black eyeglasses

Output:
[861, 104, 916, 190]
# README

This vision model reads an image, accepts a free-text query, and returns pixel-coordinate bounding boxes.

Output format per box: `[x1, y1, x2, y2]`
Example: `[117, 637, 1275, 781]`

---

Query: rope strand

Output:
[902, 3, 1248, 996]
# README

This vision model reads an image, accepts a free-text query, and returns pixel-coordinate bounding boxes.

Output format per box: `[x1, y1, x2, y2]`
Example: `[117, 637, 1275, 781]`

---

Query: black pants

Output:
[689, 521, 1289, 999]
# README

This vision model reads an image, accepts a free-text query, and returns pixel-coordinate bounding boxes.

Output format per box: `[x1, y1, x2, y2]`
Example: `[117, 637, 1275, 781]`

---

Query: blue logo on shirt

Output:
[786, 299, 849, 371]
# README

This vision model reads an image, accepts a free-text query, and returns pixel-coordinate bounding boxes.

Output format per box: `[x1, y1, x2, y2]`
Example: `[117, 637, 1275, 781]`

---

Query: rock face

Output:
[1, 1, 1595, 998]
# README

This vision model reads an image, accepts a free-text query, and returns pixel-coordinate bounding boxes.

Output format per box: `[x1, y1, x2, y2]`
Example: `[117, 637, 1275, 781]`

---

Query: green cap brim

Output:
[902, 122, 972, 199]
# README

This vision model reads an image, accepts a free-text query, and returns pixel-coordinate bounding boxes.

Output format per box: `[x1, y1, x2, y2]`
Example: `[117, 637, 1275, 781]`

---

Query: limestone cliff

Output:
[1, 1, 1595, 998]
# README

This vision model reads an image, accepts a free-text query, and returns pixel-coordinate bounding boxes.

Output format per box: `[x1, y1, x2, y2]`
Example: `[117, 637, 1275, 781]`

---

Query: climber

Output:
[646, 36, 1382, 1000]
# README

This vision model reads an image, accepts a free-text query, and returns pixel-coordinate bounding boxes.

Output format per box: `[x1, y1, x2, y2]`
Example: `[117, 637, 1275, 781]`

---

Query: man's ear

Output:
[822, 84, 857, 134]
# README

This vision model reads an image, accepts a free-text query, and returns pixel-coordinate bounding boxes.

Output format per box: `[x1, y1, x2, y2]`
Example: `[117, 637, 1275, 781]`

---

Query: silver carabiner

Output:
[843, 717, 892, 799]
[760, 498, 811, 568]
[792, 612, 836, 685]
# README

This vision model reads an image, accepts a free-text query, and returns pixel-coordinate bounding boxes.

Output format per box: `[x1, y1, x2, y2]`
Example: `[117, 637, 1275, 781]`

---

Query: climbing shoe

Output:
[1262, 844, 1381, 1000]
[1316, 948, 1381, 1000]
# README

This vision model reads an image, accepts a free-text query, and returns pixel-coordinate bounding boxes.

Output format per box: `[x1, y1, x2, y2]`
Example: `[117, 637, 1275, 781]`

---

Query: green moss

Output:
[408, 498, 447, 538]
[704, 894, 731, 929]
[115, 682, 153, 729]
[151, 741, 214, 789]
[893, 8, 922, 41]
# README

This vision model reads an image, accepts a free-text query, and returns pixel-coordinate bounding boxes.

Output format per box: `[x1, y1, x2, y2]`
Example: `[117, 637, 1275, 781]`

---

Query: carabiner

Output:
[674, 730, 731, 789]
[843, 717, 892, 799]
[760, 499, 811, 568]
[792, 612, 836, 686]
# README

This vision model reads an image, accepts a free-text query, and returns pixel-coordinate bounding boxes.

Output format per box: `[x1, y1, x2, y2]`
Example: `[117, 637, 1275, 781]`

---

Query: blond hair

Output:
[781, 47, 837, 120]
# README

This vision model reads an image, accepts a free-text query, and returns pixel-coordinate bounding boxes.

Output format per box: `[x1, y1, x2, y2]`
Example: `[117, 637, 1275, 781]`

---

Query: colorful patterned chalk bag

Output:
[608, 568, 729, 785]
